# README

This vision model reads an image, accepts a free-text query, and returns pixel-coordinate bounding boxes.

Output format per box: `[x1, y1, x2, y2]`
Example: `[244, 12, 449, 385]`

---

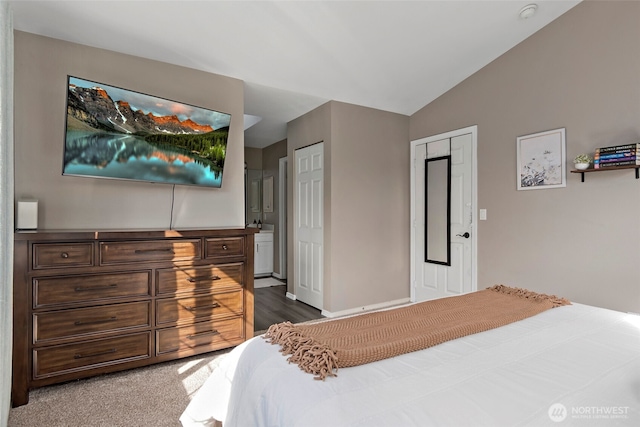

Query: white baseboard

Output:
[272, 272, 286, 280]
[286, 292, 297, 301]
[321, 297, 411, 319]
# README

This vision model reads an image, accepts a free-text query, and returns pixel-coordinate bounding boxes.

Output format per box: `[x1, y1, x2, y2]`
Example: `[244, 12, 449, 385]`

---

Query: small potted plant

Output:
[573, 154, 592, 170]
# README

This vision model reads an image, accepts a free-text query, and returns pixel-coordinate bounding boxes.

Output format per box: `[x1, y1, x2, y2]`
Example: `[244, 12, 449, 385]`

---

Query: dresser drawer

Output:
[156, 317, 244, 355]
[34, 301, 151, 344]
[33, 243, 93, 270]
[100, 239, 201, 265]
[33, 271, 151, 308]
[34, 332, 151, 379]
[156, 290, 243, 325]
[206, 237, 245, 258]
[156, 263, 243, 295]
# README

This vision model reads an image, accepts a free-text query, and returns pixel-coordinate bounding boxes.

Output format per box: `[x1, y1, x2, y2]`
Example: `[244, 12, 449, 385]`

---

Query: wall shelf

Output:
[570, 165, 639, 182]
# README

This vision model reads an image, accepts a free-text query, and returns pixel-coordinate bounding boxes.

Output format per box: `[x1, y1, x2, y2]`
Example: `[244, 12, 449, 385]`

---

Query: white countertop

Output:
[247, 224, 274, 232]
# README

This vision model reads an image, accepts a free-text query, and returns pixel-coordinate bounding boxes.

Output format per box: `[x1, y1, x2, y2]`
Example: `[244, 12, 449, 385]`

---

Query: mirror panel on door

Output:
[425, 155, 451, 265]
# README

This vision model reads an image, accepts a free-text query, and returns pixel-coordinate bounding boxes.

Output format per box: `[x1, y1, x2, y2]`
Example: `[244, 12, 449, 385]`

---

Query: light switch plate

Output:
[479, 209, 487, 220]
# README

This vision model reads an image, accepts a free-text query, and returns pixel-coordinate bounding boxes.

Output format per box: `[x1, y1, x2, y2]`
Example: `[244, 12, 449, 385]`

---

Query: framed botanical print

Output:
[517, 128, 566, 190]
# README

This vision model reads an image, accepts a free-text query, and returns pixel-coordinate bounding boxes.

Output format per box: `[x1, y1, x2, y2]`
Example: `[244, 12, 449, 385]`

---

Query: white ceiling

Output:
[10, 0, 581, 148]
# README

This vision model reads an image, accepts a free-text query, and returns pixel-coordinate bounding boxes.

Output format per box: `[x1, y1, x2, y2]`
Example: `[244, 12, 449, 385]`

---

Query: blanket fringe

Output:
[264, 322, 338, 380]
[488, 284, 571, 307]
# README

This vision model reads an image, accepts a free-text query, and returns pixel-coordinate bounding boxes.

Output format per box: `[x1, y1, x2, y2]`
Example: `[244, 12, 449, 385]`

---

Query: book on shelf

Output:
[595, 151, 636, 160]
[595, 155, 639, 164]
[595, 143, 640, 154]
[594, 160, 640, 169]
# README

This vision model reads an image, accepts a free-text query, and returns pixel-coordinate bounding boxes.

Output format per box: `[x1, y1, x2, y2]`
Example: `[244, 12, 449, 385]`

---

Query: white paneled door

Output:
[411, 127, 477, 302]
[294, 143, 323, 309]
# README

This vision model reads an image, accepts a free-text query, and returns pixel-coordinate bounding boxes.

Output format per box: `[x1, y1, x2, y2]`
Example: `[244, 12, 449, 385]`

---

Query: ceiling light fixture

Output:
[519, 4, 538, 20]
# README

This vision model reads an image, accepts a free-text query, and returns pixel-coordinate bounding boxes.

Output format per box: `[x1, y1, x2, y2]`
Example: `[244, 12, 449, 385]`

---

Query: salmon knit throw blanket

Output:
[264, 285, 570, 380]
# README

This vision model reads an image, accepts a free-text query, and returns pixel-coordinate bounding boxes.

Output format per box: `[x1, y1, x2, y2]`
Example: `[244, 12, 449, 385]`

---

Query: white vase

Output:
[574, 163, 590, 170]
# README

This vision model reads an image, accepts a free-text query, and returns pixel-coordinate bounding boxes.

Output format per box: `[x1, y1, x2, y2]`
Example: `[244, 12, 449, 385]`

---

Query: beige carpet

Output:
[8, 349, 231, 427]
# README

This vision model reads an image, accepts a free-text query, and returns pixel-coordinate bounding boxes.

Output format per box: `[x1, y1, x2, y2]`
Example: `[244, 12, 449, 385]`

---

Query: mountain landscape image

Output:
[63, 76, 231, 187]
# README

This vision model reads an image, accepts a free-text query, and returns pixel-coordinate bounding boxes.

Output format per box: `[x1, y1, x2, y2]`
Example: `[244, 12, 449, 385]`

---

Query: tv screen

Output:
[63, 76, 231, 188]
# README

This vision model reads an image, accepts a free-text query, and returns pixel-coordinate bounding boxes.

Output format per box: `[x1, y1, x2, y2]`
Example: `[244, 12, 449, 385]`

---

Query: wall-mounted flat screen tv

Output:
[63, 76, 231, 188]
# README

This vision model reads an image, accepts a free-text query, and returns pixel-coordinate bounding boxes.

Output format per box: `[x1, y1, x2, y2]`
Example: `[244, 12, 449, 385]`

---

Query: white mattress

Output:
[180, 303, 640, 426]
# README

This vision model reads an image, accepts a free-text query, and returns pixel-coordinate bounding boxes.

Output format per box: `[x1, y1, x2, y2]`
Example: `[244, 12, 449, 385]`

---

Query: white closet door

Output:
[294, 143, 323, 309]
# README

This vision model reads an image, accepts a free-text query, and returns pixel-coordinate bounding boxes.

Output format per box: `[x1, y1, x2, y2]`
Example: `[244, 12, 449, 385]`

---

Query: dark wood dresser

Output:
[12, 228, 256, 407]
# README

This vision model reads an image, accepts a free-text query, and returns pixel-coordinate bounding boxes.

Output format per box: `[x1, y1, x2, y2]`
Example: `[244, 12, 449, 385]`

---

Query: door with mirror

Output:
[412, 129, 475, 302]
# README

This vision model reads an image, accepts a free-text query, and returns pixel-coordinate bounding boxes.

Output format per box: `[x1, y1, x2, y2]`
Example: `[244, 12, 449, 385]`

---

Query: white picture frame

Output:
[517, 128, 566, 190]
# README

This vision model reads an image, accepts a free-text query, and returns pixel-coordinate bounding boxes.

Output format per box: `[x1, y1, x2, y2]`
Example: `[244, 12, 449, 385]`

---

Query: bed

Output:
[180, 289, 640, 427]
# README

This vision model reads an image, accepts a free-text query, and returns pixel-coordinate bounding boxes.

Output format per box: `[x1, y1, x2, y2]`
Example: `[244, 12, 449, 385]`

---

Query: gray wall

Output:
[288, 101, 409, 313]
[410, 1, 640, 313]
[14, 32, 245, 230]
[0, 3, 13, 425]
[244, 147, 263, 170]
[329, 102, 410, 312]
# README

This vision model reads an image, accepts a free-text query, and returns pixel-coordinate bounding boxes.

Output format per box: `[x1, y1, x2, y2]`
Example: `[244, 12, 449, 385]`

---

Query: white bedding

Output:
[181, 303, 640, 426]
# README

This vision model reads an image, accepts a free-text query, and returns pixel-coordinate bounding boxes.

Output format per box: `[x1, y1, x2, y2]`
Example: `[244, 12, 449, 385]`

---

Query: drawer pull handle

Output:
[187, 329, 220, 339]
[60, 252, 69, 259]
[134, 248, 174, 254]
[74, 316, 117, 326]
[74, 348, 117, 359]
[185, 302, 220, 311]
[74, 284, 118, 292]
[186, 275, 221, 283]
[222, 245, 228, 250]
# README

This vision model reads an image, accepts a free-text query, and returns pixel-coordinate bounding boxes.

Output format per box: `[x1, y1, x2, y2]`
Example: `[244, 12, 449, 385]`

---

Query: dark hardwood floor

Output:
[254, 283, 324, 332]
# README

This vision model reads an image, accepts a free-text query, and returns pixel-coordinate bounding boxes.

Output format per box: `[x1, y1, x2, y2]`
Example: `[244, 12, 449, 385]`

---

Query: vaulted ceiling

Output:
[10, 0, 581, 148]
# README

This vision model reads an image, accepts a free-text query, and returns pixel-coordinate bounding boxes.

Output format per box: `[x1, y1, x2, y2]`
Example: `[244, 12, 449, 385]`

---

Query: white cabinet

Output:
[254, 231, 273, 277]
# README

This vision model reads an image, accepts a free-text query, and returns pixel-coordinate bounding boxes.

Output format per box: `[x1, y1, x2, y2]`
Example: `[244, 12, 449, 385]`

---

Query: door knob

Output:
[456, 232, 470, 238]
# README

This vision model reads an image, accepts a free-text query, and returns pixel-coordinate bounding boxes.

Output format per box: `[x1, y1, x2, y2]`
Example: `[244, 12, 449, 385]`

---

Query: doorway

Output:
[410, 126, 478, 302]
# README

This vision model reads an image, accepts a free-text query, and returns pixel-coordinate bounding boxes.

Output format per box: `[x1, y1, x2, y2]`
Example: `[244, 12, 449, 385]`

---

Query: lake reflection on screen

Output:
[63, 131, 222, 187]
